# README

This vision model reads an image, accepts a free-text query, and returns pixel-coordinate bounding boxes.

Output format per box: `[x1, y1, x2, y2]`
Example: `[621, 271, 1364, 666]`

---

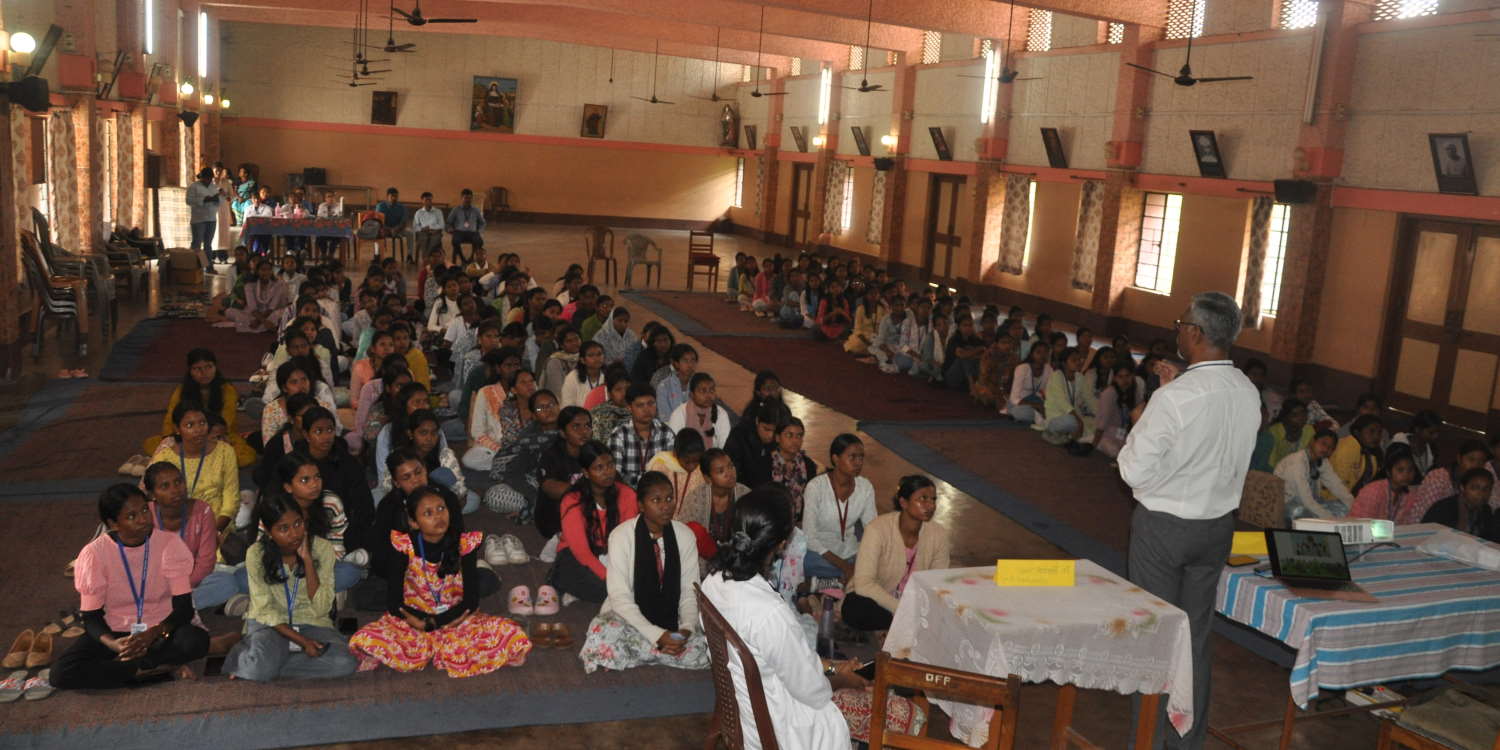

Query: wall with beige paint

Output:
[1007, 51, 1119, 170]
[1312, 207, 1398, 378]
[911, 65, 985, 162]
[836, 70, 895, 158]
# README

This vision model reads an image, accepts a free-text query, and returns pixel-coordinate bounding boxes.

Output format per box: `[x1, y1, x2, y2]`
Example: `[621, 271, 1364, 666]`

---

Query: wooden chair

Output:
[1378, 719, 1500, 750]
[486, 186, 510, 222]
[584, 225, 616, 286]
[869, 652, 1021, 750]
[687, 230, 720, 292]
[1238, 470, 1285, 529]
[696, 584, 780, 750]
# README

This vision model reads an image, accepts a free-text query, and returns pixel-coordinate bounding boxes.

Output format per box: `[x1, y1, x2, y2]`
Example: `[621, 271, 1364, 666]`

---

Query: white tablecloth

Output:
[884, 561, 1195, 747]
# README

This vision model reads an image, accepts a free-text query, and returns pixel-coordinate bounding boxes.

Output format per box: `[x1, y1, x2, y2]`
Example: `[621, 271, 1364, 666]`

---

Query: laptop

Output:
[1264, 528, 1378, 603]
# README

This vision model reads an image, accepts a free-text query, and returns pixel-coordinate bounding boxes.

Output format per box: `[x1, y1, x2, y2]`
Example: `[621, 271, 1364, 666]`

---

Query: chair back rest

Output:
[870, 653, 1020, 750]
[1239, 470, 1286, 529]
[20, 253, 74, 313]
[20, 231, 55, 278]
[689, 230, 715, 254]
[585, 226, 614, 258]
[356, 211, 384, 240]
[696, 584, 780, 750]
[488, 186, 509, 209]
[31, 208, 52, 252]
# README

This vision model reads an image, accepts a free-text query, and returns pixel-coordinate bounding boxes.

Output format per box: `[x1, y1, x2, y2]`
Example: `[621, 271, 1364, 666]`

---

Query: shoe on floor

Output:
[3, 630, 34, 670]
[538, 534, 560, 564]
[500, 534, 528, 565]
[224, 594, 251, 618]
[0, 671, 26, 703]
[560, 592, 580, 609]
[534, 586, 561, 616]
[343, 548, 369, 567]
[508, 586, 534, 616]
[23, 669, 54, 701]
[482, 534, 509, 568]
[25, 632, 52, 669]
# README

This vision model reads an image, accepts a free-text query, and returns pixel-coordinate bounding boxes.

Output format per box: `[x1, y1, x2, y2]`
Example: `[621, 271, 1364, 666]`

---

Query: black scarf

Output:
[633, 519, 681, 632]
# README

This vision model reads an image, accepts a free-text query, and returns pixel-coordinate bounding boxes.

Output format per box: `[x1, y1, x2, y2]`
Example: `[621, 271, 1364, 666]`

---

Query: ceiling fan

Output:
[383, 1, 416, 52]
[391, 0, 476, 26]
[749, 6, 787, 98]
[841, 0, 883, 92]
[691, 28, 726, 102]
[632, 40, 675, 105]
[958, 0, 1039, 84]
[1125, 29, 1252, 86]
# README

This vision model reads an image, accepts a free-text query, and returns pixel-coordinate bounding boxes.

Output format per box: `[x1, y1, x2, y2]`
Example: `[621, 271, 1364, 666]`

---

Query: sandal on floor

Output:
[3, 630, 33, 670]
[0, 671, 26, 703]
[533, 585, 561, 616]
[40, 611, 83, 639]
[26, 632, 52, 669]
[530, 622, 555, 648]
[22, 669, 53, 701]
[508, 586, 534, 616]
[550, 624, 575, 649]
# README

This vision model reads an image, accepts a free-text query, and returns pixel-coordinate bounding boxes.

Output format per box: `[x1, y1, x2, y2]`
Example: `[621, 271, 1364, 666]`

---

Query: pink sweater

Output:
[558, 485, 639, 579]
[148, 500, 219, 586]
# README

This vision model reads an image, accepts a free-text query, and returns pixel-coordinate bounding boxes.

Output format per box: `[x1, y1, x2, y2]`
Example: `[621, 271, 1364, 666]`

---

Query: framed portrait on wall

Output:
[372, 91, 398, 126]
[470, 76, 518, 133]
[581, 104, 607, 138]
[744, 125, 758, 150]
[790, 126, 809, 153]
[928, 127, 952, 161]
[719, 105, 740, 148]
[1429, 133, 1478, 195]
[850, 126, 871, 156]
[1040, 127, 1067, 168]
[1189, 129, 1226, 178]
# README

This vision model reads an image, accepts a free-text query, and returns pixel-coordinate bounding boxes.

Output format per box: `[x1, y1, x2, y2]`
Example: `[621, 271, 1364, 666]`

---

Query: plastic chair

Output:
[355, 211, 386, 261]
[869, 652, 1021, 750]
[687, 230, 720, 292]
[584, 226, 616, 286]
[22, 253, 81, 358]
[696, 584, 781, 750]
[622, 233, 663, 290]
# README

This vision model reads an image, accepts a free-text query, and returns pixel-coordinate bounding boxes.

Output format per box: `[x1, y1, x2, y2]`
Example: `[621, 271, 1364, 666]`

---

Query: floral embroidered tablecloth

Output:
[884, 561, 1195, 747]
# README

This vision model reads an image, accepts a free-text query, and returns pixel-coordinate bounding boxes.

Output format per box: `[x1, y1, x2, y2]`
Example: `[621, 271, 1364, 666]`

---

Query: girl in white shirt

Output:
[801, 434, 877, 585]
[1273, 429, 1354, 523]
[1006, 342, 1053, 426]
[426, 274, 463, 334]
[667, 373, 732, 449]
[560, 341, 607, 409]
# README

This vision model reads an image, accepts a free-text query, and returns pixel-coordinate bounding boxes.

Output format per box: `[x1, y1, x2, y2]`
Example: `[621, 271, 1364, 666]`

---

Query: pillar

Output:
[877, 55, 917, 264]
[757, 77, 785, 241]
[1089, 171, 1145, 321]
[808, 68, 841, 250]
[1104, 24, 1163, 170]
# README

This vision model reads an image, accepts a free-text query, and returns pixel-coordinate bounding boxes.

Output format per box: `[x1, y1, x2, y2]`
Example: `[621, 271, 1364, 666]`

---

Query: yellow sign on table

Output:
[994, 559, 1077, 587]
[1231, 531, 1269, 556]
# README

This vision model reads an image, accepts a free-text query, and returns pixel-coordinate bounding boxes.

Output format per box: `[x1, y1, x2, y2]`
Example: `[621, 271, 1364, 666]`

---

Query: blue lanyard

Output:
[153, 505, 187, 542]
[414, 534, 446, 610]
[283, 564, 301, 627]
[115, 537, 150, 626]
[178, 444, 207, 501]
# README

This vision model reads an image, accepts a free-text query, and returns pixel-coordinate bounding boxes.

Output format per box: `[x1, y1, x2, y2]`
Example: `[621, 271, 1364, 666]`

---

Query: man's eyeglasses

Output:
[1173, 319, 1201, 333]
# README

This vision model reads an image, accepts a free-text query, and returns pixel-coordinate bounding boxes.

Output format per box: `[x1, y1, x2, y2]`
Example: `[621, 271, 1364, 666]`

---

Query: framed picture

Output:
[371, 91, 398, 126]
[719, 105, 740, 148]
[470, 76, 518, 133]
[790, 125, 809, 153]
[928, 126, 952, 161]
[580, 104, 607, 138]
[744, 125, 758, 150]
[1429, 133, 1478, 195]
[1189, 129, 1226, 178]
[850, 126, 871, 156]
[1040, 127, 1067, 169]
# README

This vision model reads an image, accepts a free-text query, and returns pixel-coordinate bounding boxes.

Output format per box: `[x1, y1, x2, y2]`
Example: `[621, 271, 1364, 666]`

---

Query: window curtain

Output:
[8, 107, 29, 263]
[46, 111, 81, 253]
[1241, 196, 1273, 329]
[823, 159, 849, 235]
[116, 113, 136, 231]
[996, 173, 1031, 275]
[754, 156, 764, 217]
[866, 170, 886, 246]
[1070, 180, 1105, 291]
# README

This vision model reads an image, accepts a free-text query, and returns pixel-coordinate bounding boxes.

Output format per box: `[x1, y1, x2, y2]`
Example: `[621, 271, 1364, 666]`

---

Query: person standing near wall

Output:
[1116, 291, 1260, 749]
[186, 168, 222, 275]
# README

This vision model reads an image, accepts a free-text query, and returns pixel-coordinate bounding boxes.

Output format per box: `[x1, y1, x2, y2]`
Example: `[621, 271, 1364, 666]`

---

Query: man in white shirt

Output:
[242, 192, 276, 255]
[185, 168, 222, 273]
[1117, 291, 1259, 750]
[413, 191, 445, 259]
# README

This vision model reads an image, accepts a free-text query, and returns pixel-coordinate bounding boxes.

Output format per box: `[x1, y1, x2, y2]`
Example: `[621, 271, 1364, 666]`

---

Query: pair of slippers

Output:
[508, 585, 560, 616]
[0, 670, 52, 703]
[3, 631, 52, 671]
[117, 454, 150, 477]
[54, 369, 87, 379]
[530, 623, 574, 649]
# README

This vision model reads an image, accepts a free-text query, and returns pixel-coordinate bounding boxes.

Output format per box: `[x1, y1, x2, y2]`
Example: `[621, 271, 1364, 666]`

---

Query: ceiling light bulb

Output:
[9, 32, 38, 54]
[203, 93, 214, 105]
[812, 135, 825, 147]
[220, 98, 231, 109]
[179, 81, 195, 95]
[880, 134, 897, 147]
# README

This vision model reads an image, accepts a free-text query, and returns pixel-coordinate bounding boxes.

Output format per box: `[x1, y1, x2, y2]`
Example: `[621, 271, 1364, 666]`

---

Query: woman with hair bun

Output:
[841, 475, 950, 632]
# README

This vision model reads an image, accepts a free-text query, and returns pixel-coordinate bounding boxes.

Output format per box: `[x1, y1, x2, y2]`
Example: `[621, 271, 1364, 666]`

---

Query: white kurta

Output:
[666, 402, 732, 449]
[700, 572, 850, 750]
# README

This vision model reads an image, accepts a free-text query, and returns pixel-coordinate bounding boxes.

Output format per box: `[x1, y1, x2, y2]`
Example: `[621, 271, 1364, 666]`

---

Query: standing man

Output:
[446, 188, 486, 265]
[186, 168, 221, 274]
[1117, 291, 1260, 749]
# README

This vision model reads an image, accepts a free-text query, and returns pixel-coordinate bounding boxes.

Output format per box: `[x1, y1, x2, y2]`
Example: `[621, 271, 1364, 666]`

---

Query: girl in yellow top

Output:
[150, 402, 241, 532]
[143, 349, 255, 467]
[392, 322, 430, 390]
[1331, 414, 1385, 496]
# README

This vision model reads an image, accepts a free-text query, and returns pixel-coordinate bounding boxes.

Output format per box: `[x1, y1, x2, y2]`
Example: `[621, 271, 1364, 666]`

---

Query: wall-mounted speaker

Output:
[177, 110, 199, 128]
[3, 76, 50, 113]
[1273, 179, 1317, 204]
[303, 167, 327, 186]
[873, 157, 895, 171]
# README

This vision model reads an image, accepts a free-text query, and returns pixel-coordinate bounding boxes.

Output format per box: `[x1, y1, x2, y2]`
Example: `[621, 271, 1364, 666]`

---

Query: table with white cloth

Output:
[1211, 523, 1500, 749]
[884, 561, 1196, 748]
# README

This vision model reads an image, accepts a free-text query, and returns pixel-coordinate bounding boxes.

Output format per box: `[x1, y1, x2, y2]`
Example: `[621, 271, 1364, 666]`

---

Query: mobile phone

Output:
[854, 660, 877, 681]
[1226, 554, 1259, 567]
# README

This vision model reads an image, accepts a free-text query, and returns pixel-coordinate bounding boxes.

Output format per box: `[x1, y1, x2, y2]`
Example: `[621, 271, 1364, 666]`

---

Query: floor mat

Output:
[0, 381, 170, 482]
[99, 318, 274, 382]
[625, 290, 810, 338]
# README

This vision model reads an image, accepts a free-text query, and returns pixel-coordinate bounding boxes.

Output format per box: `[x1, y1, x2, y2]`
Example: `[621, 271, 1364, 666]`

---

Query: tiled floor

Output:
[3, 224, 1383, 748]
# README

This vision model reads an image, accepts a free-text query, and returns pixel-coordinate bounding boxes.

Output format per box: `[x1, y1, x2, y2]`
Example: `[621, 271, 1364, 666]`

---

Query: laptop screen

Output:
[1268, 529, 1351, 582]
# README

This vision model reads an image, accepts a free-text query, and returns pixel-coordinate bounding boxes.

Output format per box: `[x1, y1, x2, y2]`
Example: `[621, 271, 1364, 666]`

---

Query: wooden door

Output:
[788, 162, 813, 248]
[1381, 219, 1500, 431]
[922, 175, 965, 282]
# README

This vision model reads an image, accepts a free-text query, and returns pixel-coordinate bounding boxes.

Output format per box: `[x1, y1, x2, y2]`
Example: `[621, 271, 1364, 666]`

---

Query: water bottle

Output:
[816, 595, 836, 658]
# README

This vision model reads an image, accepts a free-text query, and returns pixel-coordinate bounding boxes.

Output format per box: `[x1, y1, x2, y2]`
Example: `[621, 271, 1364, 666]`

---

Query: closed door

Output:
[788, 162, 813, 248]
[923, 175, 965, 282]
[1381, 220, 1500, 431]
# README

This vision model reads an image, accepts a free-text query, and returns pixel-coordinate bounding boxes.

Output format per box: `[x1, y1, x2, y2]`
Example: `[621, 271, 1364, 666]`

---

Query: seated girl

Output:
[593, 307, 640, 371]
[54, 485, 210, 690]
[1397, 439, 1492, 525]
[463, 367, 536, 473]
[143, 462, 218, 589]
[843, 284, 884, 357]
[256, 394, 318, 489]
[631, 325, 675, 385]
[700, 489, 926, 748]
[769, 418, 818, 522]
[353, 357, 413, 453]
[271, 453, 367, 588]
[349, 329, 395, 408]
[645, 428, 707, 525]
[802, 435, 877, 587]
[539, 325, 583, 396]
[815, 279, 853, 342]
[551, 441, 640, 605]
[1250, 397, 1313, 473]
[297, 406, 376, 560]
[263, 326, 335, 403]
[591, 364, 634, 443]
[842, 475, 951, 632]
[534, 406, 594, 540]
[350, 488, 531, 677]
[149, 402, 241, 537]
[1274, 429, 1355, 522]
[1040, 346, 1094, 450]
[378, 409, 475, 514]
[666, 373, 731, 449]
[483, 390, 561, 519]
[1331, 414, 1385, 496]
[1290, 378, 1338, 432]
[390, 322, 430, 390]
[941, 315, 986, 391]
[680, 448, 751, 559]
[143, 348, 254, 467]
[579, 471, 710, 673]
[1389, 410, 1442, 477]
[374, 383, 450, 485]
[1093, 362, 1145, 459]
[971, 333, 1019, 410]
[560, 341, 607, 409]
[750, 257, 776, 317]
[1005, 342, 1052, 425]
[1423, 469, 1500, 542]
[1349, 447, 1419, 521]
[224, 495, 358, 682]
[260, 357, 338, 445]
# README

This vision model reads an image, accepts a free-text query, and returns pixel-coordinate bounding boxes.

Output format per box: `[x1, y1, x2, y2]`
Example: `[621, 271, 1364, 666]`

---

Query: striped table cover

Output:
[1216, 524, 1500, 707]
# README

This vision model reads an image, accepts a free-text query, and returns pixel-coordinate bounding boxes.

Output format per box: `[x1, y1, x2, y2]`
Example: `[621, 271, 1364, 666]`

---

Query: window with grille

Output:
[1260, 203, 1292, 317]
[886, 50, 900, 66]
[1279, 0, 1319, 29]
[840, 168, 855, 232]
[1134, 193, 1183, 293]
[1026, 10, 1053, 52]
[741, 65, 752, 83]
[980, 38, 994, 56]
[849, 45, 865, 71]
[791, 57, 803, 76]
[921, 31, 942, 64]
[733, 158, 745, 209]
[1373, 0, 1439, 20]
[1107, 22, 1126, 44]
[1165, 0, 1205, 39]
